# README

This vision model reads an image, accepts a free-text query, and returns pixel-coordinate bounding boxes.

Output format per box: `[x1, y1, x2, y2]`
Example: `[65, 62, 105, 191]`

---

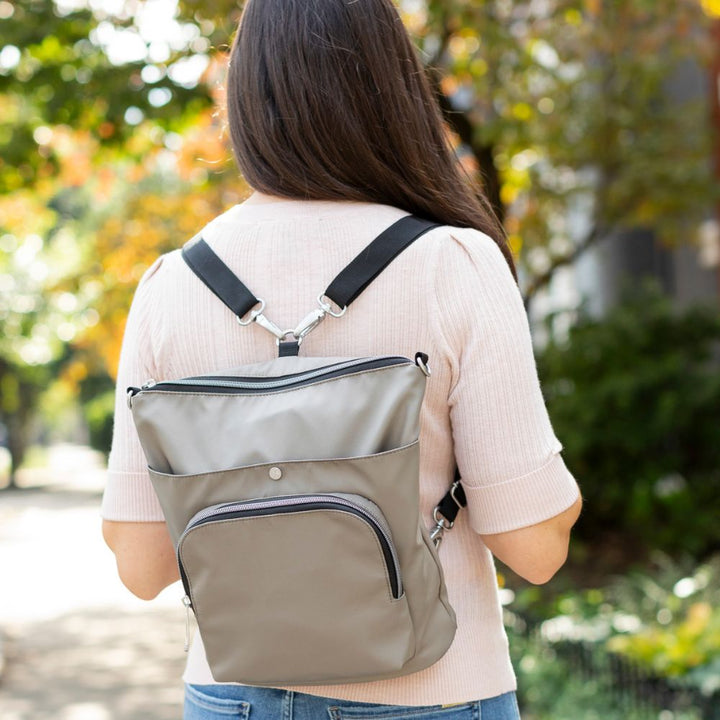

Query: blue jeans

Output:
[184, 684, 521, 719]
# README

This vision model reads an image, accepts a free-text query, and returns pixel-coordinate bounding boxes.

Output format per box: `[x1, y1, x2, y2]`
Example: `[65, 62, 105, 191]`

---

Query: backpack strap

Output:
[181, 237, 260, 321]
[181, 214, 440, 336]
[323, 214, 439, 311]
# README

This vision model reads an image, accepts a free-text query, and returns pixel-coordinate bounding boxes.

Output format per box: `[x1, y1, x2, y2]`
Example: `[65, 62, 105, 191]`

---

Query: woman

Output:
[102, 0, 582, 718]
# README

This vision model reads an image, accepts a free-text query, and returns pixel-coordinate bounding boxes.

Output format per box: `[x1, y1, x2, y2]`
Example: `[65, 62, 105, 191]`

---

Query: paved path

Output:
[0, 446, 188, 719]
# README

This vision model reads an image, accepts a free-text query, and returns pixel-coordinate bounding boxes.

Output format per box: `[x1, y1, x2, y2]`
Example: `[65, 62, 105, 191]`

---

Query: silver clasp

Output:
[430, 508, 454, 549]
[317, 294, 347, 318]
[293, 307, 327, 343]
[237, 299, 288, 341]
[449, 481, 464, 509]
[429, 481, 464, 548]
[236, 299, 266, 326]
[235, 294, 347, 345]
[416, 356, 431, 377]
[254, 312, 288, 341]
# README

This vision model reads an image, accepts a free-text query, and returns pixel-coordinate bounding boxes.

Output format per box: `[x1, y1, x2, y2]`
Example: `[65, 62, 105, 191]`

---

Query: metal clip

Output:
[430, 508, 454, 549]
[430, 527, 448, 548]
[234, 299, 286, 340]
[236, 299, 266, 326]
[293, 307, 326, 343]
[237, 294, 342, 345]
[254, 312, 287, 340]
[317, 294, 347, 318]
[450, 481, 464, 509]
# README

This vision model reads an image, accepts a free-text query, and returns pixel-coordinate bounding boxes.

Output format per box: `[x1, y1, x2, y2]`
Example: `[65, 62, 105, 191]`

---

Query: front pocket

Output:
[178, 493, 416, 685]
[181, 494, 403, 599]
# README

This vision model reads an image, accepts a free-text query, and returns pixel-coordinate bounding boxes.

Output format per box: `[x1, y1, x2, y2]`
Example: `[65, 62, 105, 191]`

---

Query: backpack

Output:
[127, 215, 467, 686]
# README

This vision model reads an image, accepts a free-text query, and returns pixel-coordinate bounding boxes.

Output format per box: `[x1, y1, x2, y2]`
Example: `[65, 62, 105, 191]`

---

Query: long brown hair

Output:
[226, 0, 516, 278]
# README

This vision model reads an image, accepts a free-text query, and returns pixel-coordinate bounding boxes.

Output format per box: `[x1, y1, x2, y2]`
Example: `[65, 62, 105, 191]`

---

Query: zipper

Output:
[182, 594, 192, 652]
[177, 494, 403, 601]
[128, 356, 411, 399]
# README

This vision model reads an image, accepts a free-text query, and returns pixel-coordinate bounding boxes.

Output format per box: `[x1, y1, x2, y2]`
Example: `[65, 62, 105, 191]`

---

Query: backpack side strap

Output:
[430, 470, 467, 549]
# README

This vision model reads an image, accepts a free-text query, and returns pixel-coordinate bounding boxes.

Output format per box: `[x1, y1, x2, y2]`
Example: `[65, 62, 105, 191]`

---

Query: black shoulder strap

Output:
[323, 215, 439, 310]
[182, 235, 260, 320]
[181, 214, 439, 320]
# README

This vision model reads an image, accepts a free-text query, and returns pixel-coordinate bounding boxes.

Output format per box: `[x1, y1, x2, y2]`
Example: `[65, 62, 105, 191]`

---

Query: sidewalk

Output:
[0, 446, 187, 720]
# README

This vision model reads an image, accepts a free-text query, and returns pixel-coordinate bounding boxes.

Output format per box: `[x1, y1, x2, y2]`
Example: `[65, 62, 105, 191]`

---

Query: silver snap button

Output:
[269, 466, 283, 481]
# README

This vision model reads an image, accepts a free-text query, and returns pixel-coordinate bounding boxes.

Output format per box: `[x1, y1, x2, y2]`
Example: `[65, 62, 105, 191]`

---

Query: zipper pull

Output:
[142, 378, 157, 390]
[182, 595, 192, 652]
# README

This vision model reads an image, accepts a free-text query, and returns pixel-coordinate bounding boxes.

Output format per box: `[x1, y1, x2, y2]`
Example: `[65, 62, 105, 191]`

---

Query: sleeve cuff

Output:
[462, 452, 580, 535]
[101, 470, 166, 522]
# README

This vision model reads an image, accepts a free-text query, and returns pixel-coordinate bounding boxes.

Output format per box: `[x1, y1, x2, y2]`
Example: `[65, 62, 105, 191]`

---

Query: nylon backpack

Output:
[126, 215, 468, 685]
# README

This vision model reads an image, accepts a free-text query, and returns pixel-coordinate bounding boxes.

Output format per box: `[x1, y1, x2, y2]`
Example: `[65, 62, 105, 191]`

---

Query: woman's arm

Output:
[102, 520, 180, 600]
[480, 493, 582, 585]
[101, 258, 177, 600]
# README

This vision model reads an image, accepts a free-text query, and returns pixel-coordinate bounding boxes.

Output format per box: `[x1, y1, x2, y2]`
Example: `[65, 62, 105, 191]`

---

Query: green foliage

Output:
[504, 555, 720, 716]
[538, 283, 720, 557]
[0, 229, 80, 483]
[609, 602, 720, 678]
[507, 625, 702, 720]
[174, 0, 719, 276]
[605, 556, 720, 688]
[0, 0, 212, 193]
[2, 1, 718, 506]
[508, 555, 720, 695]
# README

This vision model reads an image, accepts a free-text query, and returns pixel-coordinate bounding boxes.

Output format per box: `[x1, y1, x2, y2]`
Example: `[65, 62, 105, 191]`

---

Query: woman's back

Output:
[104, 191, 579, 705]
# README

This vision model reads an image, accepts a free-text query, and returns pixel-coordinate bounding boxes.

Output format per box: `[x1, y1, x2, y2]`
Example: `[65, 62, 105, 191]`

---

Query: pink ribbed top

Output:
[103, 192, 580, 706]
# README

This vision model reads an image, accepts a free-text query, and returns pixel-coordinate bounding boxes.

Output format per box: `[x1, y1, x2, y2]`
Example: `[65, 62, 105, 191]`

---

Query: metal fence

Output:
[551, 638, 720, 720]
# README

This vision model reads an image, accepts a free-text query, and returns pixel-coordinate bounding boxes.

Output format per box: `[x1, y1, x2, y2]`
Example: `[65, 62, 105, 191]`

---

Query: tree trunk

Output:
[3, 414, 28, 490]
[710, 19, 720, 297]
[434, 89, 505, 226]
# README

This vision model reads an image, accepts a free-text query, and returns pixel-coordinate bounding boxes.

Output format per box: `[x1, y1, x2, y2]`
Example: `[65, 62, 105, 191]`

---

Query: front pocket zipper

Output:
[128, 356, 411, 401]
[178, 493, 403, 601]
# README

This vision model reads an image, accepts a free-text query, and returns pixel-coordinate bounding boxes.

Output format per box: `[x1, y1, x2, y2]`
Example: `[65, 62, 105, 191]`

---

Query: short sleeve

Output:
[101, 257, 166, 521]
[431, 227, 580, 535]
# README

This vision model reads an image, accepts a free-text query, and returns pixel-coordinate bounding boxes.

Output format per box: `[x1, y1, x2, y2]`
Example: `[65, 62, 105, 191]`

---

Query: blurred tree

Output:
[0, 0, 240, 464]
[77, 169, 245, 377]
[421, 0, 718, 300]
[0, 224, 80, 486]
[176, 1, 719, 302]
[0, 0, 213, 195]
